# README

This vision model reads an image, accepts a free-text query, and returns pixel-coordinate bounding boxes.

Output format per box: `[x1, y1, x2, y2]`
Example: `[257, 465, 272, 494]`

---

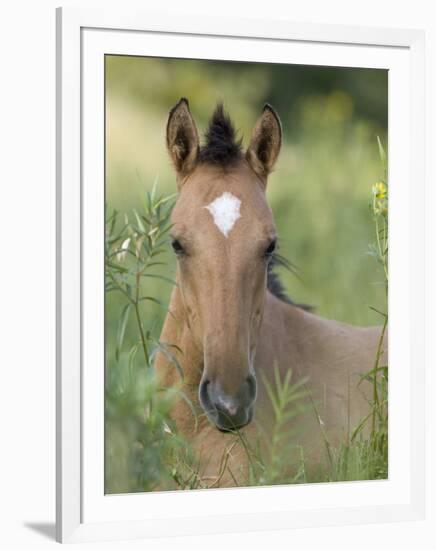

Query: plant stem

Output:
[134, 271, 149, 367]
[370, 304, 388, 441]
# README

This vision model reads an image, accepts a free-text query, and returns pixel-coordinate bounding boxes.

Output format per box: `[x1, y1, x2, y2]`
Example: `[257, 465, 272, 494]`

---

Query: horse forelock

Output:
[198, 103, 242, 167]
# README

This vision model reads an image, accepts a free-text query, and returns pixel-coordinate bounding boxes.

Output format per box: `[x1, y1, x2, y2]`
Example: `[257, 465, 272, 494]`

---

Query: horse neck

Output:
[259, 290, 382, 385]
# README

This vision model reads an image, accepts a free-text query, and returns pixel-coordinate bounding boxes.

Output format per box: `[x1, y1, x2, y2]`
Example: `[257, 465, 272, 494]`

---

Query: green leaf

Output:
[133, 209, 146, 233]
[116, 303, 132, 361]
[107, 223, 130, 245]
[106, 261, 129, 273]
[128, 343, 139, 373]
[154, 193, 178, 209]
[160, 341, 183, 355]
[152, 341, 184, 381]
[141, 273, 177, 286]
[140, 213, 152, 226]
[156, 225, 173, 243]
[376, 136, 387, 172]
[150, 175, 159, 205]
[145, 262, 167, 269]
[138, 296, 175, 319]
[108, 247, 136, 261]
[150, 249, 168, 258]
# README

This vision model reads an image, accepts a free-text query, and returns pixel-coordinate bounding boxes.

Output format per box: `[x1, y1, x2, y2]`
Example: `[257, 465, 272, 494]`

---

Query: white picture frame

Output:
[56, 6, 426, 543]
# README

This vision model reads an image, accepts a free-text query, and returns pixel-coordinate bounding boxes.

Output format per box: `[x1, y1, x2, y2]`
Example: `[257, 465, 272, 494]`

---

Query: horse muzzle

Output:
[198, 374, 257, 432]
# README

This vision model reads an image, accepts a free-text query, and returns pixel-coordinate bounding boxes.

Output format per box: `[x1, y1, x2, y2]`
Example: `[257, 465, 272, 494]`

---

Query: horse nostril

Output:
[246, 374, 257, 400]
[199, 378, 211, 409]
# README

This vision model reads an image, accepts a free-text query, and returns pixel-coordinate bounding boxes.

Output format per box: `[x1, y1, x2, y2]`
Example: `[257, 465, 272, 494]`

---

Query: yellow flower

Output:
[373, 181, 387, 199]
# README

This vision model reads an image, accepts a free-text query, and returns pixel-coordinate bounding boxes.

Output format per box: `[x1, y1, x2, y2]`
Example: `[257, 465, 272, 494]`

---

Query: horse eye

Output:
[171, 239, 184, 255]
[264, 240, 276, 258]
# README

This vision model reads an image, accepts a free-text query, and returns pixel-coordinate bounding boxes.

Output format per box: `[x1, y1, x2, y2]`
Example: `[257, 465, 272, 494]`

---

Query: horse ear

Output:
[166, 98, 199, 184]
[246, 104, 282, 181]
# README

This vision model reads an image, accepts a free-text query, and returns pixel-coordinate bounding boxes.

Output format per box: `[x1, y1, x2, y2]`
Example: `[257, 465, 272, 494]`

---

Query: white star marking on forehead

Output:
[204, 192, 242, 237]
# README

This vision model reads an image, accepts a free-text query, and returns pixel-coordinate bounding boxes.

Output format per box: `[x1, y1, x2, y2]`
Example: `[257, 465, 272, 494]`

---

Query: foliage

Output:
[105, 183, 196, 493]
[257, 369, 310, 485]
[105, 180, 177, 368]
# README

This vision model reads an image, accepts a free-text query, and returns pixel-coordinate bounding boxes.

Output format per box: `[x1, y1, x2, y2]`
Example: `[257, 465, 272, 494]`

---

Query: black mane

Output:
[267, 255, 312, 311]
[199, 104, 242, 167]
[267, 263, 291, 304]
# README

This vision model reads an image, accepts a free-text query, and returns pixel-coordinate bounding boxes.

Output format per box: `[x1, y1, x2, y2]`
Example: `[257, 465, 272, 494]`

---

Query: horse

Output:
[155, 98, 387, 488]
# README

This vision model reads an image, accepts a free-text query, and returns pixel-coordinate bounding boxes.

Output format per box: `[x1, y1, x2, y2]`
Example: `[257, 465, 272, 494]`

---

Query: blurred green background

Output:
[105, 56, 387, 492]
[106, 55, 387, 329]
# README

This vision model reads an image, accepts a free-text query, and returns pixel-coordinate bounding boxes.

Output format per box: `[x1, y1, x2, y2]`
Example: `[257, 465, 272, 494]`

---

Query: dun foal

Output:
[156, 99, 387, 487]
